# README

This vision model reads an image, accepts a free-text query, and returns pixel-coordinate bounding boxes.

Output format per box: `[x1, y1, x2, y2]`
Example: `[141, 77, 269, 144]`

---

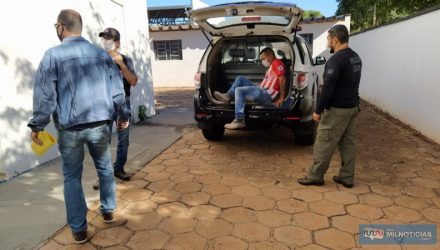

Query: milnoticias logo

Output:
[362, 227, 385, 240]
[359, 224, 437, 245]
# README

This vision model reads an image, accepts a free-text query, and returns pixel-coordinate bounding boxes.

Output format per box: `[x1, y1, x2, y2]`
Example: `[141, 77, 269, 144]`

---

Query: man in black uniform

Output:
[298, 24, 362, 188]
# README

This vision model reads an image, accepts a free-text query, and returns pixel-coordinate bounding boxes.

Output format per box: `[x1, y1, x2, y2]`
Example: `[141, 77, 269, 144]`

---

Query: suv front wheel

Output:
[202, 125, 225, 141]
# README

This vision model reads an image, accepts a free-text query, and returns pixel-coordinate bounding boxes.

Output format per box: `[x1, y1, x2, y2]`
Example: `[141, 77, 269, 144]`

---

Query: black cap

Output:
[99, 27, 120, 41]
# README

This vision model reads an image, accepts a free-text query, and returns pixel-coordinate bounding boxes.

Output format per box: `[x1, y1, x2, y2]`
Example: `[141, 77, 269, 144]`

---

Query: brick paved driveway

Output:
[39, 88, 440, 250]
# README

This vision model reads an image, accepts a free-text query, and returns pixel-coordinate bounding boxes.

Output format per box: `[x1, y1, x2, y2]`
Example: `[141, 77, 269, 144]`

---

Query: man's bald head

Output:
[57, 9, 82, 34]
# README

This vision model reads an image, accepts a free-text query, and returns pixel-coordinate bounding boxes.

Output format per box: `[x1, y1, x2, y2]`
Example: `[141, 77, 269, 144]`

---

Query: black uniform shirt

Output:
[316, 48, 362, 114]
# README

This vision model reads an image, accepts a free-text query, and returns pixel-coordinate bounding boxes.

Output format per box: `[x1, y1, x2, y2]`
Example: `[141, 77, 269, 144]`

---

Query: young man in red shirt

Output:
[215, 47, 286, 129]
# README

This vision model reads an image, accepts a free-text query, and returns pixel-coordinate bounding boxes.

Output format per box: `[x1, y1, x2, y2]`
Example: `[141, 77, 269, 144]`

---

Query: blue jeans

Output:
[227, 76, 272, 119]
[110, 97, 130, 172]
[58, 124, 116, 233]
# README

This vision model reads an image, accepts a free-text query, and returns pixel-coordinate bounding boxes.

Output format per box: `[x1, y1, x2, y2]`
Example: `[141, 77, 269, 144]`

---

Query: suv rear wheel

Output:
[294, 120, 316, 145]
[202, 126, 225, 141]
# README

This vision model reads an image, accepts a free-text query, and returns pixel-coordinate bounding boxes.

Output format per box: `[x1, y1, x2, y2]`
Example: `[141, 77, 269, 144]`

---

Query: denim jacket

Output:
[28, 36, 128, 131]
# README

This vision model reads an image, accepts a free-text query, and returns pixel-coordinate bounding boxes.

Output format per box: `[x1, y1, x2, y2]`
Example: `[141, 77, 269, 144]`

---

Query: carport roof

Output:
[148, 14, 350, 32]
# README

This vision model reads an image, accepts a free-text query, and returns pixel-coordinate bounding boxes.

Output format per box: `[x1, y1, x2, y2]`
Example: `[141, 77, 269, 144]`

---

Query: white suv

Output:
[188, 1, 326, 145]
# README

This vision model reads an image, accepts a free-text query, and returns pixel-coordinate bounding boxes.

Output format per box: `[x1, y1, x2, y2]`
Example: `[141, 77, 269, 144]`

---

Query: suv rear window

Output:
[220, 37, 292, 65]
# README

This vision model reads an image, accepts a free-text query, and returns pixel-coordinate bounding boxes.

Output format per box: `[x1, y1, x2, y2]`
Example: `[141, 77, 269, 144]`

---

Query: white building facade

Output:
[148, 2, 350, 87]
[0, 0, 154, 181]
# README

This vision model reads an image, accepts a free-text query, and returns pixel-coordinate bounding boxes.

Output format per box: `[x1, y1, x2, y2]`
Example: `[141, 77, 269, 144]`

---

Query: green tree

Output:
[303, 10, 324, 19]
[336, 0, 440, 31]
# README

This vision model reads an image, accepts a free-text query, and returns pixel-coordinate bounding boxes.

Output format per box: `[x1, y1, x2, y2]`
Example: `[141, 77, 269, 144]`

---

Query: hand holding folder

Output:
[31, 131, 57, 156]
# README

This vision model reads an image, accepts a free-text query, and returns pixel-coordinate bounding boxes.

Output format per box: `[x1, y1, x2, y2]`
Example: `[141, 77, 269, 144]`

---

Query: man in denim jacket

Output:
[27, 9, 128, 244]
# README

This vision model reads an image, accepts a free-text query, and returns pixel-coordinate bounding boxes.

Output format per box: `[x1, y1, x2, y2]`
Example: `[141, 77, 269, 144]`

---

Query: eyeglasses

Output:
[54, 23, 64, 29]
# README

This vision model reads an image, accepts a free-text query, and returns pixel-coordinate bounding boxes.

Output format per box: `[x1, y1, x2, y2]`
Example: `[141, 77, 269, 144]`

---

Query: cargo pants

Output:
[307, 106, 360, 184]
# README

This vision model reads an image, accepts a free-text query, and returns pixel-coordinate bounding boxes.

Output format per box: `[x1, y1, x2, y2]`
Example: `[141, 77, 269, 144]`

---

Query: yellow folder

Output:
[31, 131, 57, 156]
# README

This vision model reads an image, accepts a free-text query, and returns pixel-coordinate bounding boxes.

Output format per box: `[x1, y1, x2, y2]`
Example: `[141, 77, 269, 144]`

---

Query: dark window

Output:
[153, 40, 182, 60]
[299, 33, 313, 54]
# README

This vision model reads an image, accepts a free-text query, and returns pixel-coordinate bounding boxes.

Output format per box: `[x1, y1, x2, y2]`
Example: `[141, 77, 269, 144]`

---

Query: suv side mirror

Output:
[314, 56, 326, 65]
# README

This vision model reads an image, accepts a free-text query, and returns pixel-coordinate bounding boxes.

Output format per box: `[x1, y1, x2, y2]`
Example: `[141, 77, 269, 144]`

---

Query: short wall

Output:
[0, 0, 154, 181]
[350, 7, 440, 144]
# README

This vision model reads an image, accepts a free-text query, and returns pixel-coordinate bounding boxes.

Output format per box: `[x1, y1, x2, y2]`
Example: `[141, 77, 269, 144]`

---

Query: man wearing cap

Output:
[95, 27, 138, 185]
[297, 24, 362, 188]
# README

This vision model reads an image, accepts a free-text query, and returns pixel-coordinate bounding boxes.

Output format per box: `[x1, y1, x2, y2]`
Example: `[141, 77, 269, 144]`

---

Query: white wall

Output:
[350, 9, 440, 144]
[0, 0, 154, 181]
[150, 30, 210, 87]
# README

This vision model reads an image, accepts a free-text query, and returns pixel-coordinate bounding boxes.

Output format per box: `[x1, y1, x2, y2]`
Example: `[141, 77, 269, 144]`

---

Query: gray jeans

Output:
[307, 106, 360, 183]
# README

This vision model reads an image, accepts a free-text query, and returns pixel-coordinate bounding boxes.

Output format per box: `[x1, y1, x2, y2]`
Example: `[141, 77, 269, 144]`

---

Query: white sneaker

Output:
[224, 118, 246, 129]
[214, 91, 231, 103]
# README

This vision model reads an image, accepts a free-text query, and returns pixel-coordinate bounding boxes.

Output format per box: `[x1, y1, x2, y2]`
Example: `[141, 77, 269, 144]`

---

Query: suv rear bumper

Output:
[194, 89, 311, 129]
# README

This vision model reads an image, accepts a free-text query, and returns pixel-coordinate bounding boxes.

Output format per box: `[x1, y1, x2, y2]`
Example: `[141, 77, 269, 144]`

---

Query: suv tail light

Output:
[194, 73, 201, 88]
[294, 72, 308, 90]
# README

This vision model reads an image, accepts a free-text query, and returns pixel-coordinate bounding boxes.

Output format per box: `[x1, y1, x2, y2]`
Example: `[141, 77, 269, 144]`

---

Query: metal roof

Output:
[147, 5, 349, 32]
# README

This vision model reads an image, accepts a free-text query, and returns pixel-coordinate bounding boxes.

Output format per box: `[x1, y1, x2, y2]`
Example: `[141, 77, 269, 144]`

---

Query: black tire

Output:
[201, 126, 225, 141]
[294, 121, 316, 146]
[294, 132, 315, 146]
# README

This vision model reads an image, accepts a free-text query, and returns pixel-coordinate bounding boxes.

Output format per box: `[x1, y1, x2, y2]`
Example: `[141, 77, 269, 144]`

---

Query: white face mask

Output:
[101, 38, 115, 51]
[261, 59, 270, 68]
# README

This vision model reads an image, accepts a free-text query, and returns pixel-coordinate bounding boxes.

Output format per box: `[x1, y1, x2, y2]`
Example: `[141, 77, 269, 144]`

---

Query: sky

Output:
[148, 0, 339, 17]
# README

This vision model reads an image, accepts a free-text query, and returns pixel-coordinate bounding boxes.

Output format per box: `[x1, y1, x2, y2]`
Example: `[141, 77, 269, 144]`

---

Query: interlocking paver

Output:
[393, 195, 430, 210]
[202, 183, 231, 195]
[90, 227, 131, 247]
[194, 174, 222, 184]
[383, 205, 422, 223]
[150, 190, 181, 204]
[170, 173, 195, 183]
[256, 210, 291, 227]
[189, 205, 221, 221]
[359, 193, 393, 208]
[422, 207, 440, 223]
[324, 191, 358, 205]
[159, 217, 197, 234]
[332, 215, 369, 234]
[165, 165, 190, 174]
[40, 89, 440, 250]
[314, 228, 356, 249]
[126, 211, 162, 231]
[248, 241, 289, 250]
[262, 186, 291, 200]
[273, 226, 312, 246]
[196, 219, 233, 239]
[121, 189, 152, 202]
[165, 232, 207, 250]
[156, 202, 189, 218]
[126, 230, 170, 249]
[276, 199, 308, 214]
[122, 200, 157, 214]
[347, 204, 384, 220]
[232, 223, 270, 242]
[211, 236, 248, 250]
[147, 179, 176, 192]
[231, 184, 262, 197]
[181, 192, 211, 206]
[175, 182, 202, 193]
[291, 189, 323, 203]
[309, 199, 346, 217]
[210, 194, 243, 208]
[294, 212, 329, 230]
[402, 185, 436, 198]
[221, 207, 257, 224]
[243, 195, 275, 210]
